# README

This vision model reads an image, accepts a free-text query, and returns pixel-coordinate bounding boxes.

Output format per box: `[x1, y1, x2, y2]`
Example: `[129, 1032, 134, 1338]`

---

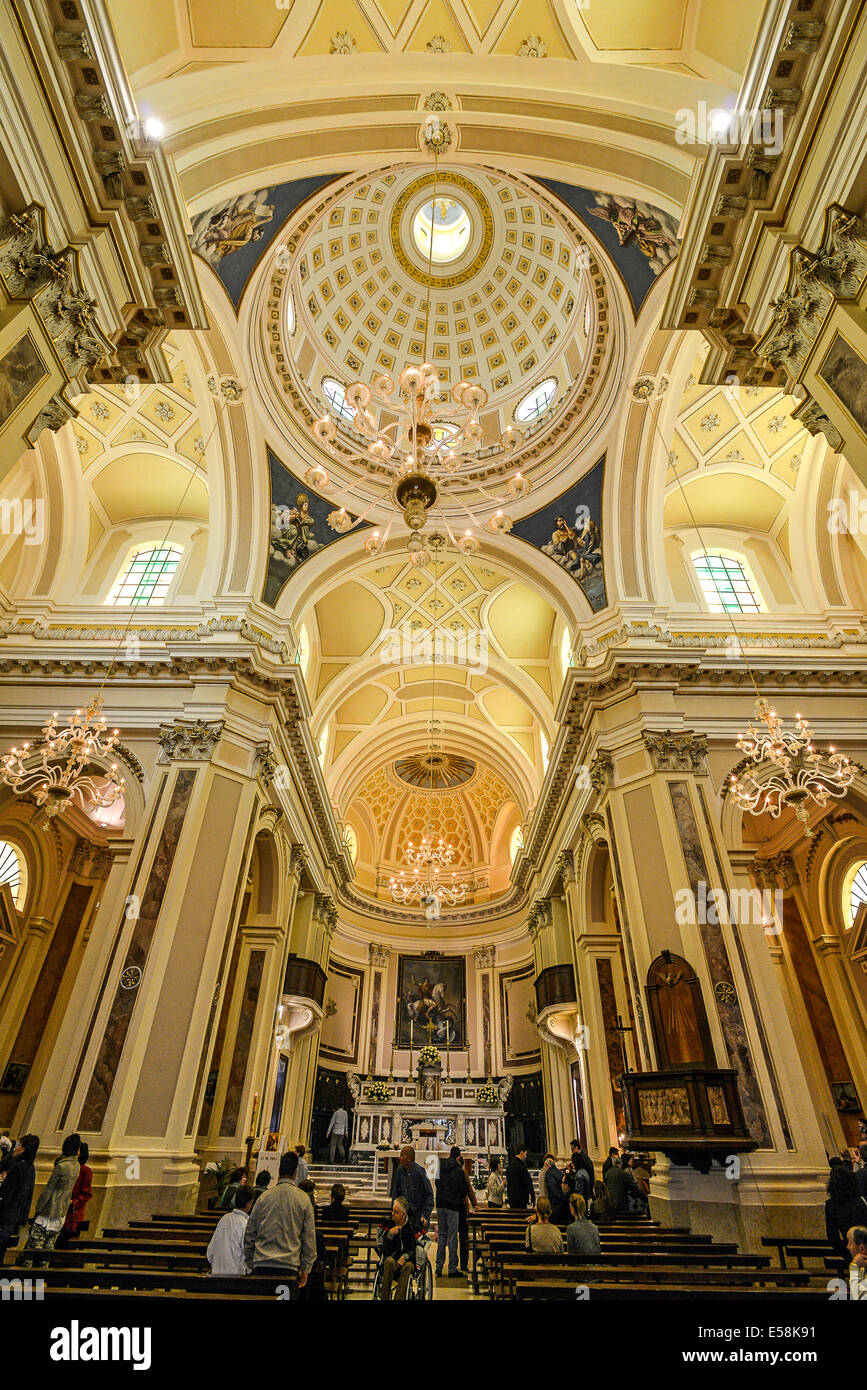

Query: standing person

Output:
[294, 1144, 309, 1183]
[458, 1154, 476, 1276]
[604, 1156, 644, 1218]
[855, 1146, 867, 1199]
[545, 1157, 570, 1223]
[825, 1165, 867, 1266]
[326, 1104, 349, 1164]
[486, 1155, 505, 1208]
[566, 1193, 602, 1254]
[390, 1145, 434, 1229]
[243, 1149, 317, 1299]
[570, 1139, 595, 1190]
[220, 1167, 246, 1211]
[55, 1143, 93, 1249]
[377, 1197, 418, 1301]
[207, 1186, 254, 1276]
[537, 1153, 555, 1202]
[0, 1134, 38, 1263]
[525, 1196, 564, 1253]
[434, 1145, 471, 1280]
[602, 1146, 620, 1177]
[20, 1133, 80, 1266]
[633, 1153, 653, 1216]
[251, 1170, 271, 1204]
[506, 1146, 535, 1209]
[847, 1225, 867, 1301]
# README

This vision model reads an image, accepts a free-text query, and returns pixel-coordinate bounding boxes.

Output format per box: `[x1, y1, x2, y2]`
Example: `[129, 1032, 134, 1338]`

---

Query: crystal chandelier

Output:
[307, 119, 531, 562]
[729, 698, 854, 836]
[0, 697, 124, 827]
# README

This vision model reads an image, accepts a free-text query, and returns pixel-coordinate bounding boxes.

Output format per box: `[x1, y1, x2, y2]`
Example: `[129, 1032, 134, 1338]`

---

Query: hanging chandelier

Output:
[306, 118, 531, 561]
[729, 698, 854, 836]
[0, 697, 124, 827]
[390, 546, 467, 909]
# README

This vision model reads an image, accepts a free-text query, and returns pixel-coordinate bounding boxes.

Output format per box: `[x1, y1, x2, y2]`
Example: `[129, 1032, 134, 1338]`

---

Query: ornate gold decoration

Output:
[729, 699, 854, 836]
[388, 171, 494, 289]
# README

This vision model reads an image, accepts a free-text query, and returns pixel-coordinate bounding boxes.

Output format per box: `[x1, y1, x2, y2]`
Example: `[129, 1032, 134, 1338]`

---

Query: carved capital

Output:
[368, 942, 391, 968]
[556, 850, 575, 889]
[474, 944, 496, 970]
[642, 729, 708, 775]
[254, 742, 277, 786]
[528, 898, 551, 941]
[752, 851, 798, 891]
[288, 844, 307, 878]
[589, 750, 614, 794]
[157, 718, 224, 763]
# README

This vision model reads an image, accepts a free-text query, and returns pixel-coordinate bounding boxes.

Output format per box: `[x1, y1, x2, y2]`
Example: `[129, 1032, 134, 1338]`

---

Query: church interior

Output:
[0, 0, 866, 1317]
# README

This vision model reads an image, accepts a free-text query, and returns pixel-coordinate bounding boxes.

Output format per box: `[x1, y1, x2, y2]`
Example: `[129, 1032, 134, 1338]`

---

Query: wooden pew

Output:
[512, 1279, 829, 1302]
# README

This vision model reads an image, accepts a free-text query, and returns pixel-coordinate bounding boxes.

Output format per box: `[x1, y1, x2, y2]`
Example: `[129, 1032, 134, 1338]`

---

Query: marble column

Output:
[28, 717, 261, 1226]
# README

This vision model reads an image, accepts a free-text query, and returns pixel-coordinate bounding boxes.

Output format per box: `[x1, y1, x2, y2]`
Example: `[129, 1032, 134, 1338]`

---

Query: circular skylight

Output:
[844, 859, 867, 927]
[412, 197, 472, 265]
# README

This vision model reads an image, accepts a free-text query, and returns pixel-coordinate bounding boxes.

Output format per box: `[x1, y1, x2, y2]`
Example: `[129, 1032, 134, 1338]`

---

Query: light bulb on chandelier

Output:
[0, 698, 125, 828]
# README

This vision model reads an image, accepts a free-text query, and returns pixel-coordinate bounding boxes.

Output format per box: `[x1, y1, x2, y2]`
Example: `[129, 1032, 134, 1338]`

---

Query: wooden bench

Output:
[511, 1279, 829, 1302]
[761, 1236, 836, 1269]
[498, 1259, 815, 1300]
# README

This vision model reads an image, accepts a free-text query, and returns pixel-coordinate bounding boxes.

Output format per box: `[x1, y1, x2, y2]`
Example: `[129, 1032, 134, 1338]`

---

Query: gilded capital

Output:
[158, 718, 224, 763]
[642, 729, 709, 775]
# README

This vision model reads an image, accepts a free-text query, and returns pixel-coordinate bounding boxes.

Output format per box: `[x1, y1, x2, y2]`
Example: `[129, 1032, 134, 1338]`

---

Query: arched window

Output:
[106, 544, 183, 606]
[344, 824, 358, 863]
[322, 378, 354, 422]
[843, 858, 867, 928]
[515, 378, 557, 423]
[0, 839, 27, 909]
[509, 824, 524, 863]
[691, 551, 762, 614]
[317, 722, 329, 766]
[540, 728, 550, 769]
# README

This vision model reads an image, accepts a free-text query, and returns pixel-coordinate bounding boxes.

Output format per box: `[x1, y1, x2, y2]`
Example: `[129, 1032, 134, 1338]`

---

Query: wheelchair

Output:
[371, 1231, 433, 1301]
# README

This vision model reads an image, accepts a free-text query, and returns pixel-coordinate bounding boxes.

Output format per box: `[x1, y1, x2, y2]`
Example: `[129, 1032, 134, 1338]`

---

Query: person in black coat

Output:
[0, 1134, 39, 1262]
[570, 1139, 595, 1190]
[506, 1146, 535, 1209]
[825, 1165, 867, 1265]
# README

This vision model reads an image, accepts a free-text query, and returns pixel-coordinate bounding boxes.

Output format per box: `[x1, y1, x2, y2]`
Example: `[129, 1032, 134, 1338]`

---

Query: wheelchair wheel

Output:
[371, 1261, 384, 1301]
[413, 1256, 434, 1301]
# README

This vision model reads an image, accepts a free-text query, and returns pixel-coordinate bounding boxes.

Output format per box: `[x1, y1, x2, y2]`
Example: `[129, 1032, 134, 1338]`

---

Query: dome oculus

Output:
[412, 197, 472, 265]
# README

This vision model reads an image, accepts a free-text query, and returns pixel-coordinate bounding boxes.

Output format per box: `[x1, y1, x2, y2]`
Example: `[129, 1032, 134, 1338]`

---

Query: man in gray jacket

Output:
[20, 1132, 80, 1266]
[243, 1149, 317, 1299]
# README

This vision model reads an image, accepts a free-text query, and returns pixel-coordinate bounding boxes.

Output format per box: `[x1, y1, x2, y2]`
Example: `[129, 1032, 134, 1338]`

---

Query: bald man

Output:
[390, 1145, 434, 1228]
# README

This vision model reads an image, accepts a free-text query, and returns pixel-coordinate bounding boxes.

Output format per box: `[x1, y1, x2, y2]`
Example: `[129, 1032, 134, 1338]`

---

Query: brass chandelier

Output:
[307, 117, 531, 564]
[0, 699, 124, 826]
[728, 699, 854, 836]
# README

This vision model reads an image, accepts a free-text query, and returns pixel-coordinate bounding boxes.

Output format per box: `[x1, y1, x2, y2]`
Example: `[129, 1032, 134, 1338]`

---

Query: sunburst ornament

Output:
[394, 750, 475, 789]
[729, 698, 854, 836]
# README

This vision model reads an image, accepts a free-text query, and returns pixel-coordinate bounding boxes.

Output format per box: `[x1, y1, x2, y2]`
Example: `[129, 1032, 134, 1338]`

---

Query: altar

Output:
[347, 1071, 510, 1185]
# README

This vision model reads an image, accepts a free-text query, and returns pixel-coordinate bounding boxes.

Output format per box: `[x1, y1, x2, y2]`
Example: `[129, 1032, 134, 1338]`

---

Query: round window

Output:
[412, 197, 472, 265]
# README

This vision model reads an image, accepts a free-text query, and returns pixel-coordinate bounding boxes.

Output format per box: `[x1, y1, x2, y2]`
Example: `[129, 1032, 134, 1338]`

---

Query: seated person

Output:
[207, 1186, 255, 1276]
[321, 1182, 351, 1224]
[525, 1195, 564, 1253]
[377, 1196, 420, 1300]
[566, 1193, 601, 1255]
[296, 1180, 327, 1301]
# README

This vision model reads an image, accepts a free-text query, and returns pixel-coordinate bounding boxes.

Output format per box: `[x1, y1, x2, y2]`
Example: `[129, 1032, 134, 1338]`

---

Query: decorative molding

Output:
[643, 730, 709, 775]
[314, 893, 338, 936]
[423, 91, 452, 111]
[474, 944, 496, 970]
[368, 943, 390, 968]
[157, 719, 224, 763]
[288, 844, 307, 878]
[527, 898, 551, 941]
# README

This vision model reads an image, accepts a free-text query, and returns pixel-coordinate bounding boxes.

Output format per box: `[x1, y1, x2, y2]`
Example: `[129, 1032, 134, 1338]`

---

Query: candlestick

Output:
[248, 1090, 260, 1139]
[388, 1044, 395, 1084]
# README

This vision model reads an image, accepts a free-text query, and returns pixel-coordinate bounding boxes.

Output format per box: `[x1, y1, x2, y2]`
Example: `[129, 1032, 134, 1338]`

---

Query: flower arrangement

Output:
[202, 1157, 237, 1197]
[366, 1080, 392, 1102]
[418, 1045, 441, 1067]
[476, 1084, 499, 1105]
[375, 1140, 391, 1151]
